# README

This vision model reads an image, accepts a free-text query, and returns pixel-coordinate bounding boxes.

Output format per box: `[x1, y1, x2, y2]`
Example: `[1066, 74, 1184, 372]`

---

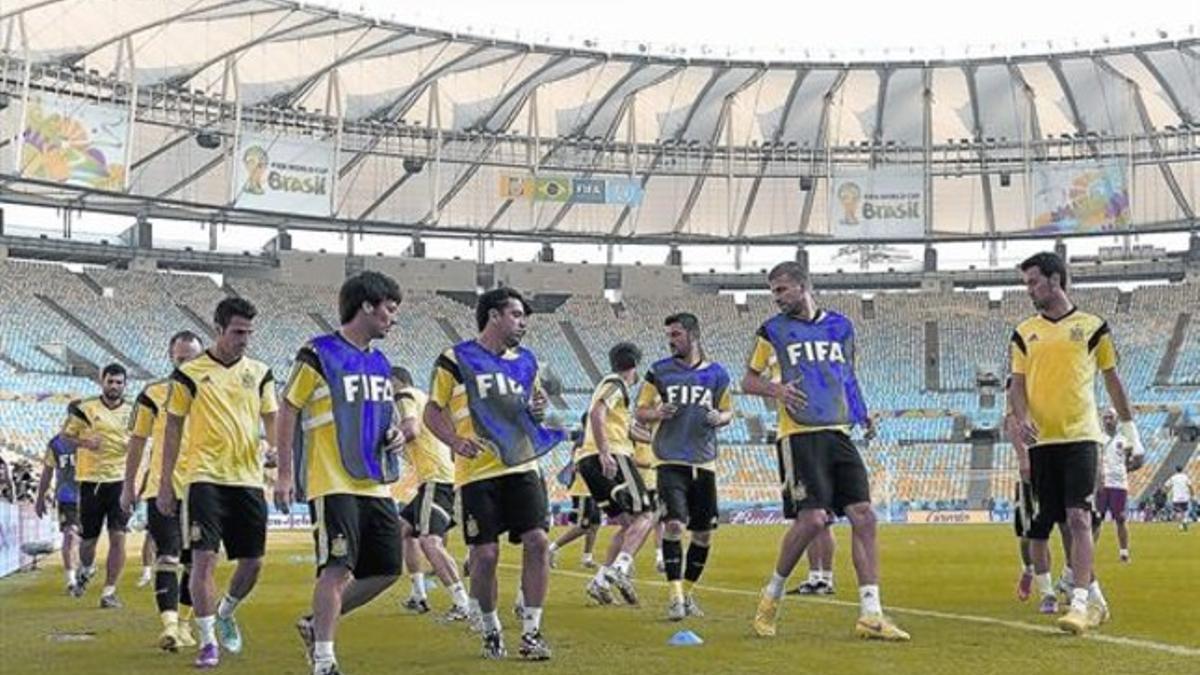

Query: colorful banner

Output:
[498, 175, 643, 205]
[18, 92, 130, 191]
[829, 168, 924, 239]
[1032, 162, 1130, 232]
[233, 131, 334, 217]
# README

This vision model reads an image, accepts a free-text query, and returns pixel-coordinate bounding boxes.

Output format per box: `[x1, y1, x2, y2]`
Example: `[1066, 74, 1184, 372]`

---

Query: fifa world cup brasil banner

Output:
[233, 131, 334, 217]
[499, 174, 644, 205]
[829, 169, 924, 239]
[1031, 161, 1130, 232]
[18, 92, 130, 191]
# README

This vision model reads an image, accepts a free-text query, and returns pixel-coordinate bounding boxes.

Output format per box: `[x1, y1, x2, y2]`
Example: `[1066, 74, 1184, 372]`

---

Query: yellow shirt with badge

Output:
[634, 367, 733, 472]
[1010, 308, 1117, 445]
[282, 342, 391, 500]
[578, 374, 634, 459]
[167, 350, 278, 488]
[129, 379, 191, 499]
[61, 396, 132, 483]
[396, 386, 455, 485]
[429, 347, 541, 487]
[746, 324, 849, 439]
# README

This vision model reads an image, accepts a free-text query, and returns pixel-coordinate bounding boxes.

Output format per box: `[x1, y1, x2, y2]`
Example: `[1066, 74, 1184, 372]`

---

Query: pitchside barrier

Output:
[0, 501, 60, 577]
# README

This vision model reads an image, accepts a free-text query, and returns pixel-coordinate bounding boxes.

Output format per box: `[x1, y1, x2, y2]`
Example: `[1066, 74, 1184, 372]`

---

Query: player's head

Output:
[99, 363, 126, 402]
[767, 261, 814, 316]
[213, 297, 258, 360]
[390, 365, 413, 392]
[608, 341, 642, 377]
[1101, 408, 1118, 434]
[665, 312, 701, 360]
[339, 271, 402, 339]
[476, 287, 531, 348]
[1019, 252, 1068, 311]
[168, 330, 204, 367]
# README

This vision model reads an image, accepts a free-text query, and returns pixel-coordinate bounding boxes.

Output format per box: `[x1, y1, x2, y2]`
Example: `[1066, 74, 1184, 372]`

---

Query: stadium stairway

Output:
[0, 352, 26, 374]
[1154, 313, 1190, 385]
[34, 293, 153, 379]
[925, 320, 939, 391]
[435, 317, 464, 344]
[1143, 438, 1198, 500]
[559, 320, 602, 385]
[966, 440, 994, 508]
[309, 312, 336, 333]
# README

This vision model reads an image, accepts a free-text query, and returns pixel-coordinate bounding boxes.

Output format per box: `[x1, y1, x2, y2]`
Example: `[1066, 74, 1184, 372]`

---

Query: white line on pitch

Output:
[499, 564, 1200, 657]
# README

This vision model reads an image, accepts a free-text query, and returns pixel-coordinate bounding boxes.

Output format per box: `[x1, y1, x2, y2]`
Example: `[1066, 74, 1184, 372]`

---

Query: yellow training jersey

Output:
[129, 379, 191, 499]
[282, 342, 390, 500]
[396, 386, 455, 485]
[746, 328, 848, 439]
[62, 396, 132, 483]
[568, 443, 591, 497]
[633, 440, 657, 490]
[167, 350, 278, 488]
[430, 347, 541, 487]
[1010, 308, 1117, 445]
[578, 374, 634, 459]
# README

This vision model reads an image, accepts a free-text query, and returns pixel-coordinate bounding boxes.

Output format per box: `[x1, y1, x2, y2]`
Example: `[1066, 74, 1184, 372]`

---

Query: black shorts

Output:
[777, 431, 871, 518]
[1026, 442, 1098, 540]
[183, 483, 267, 560]
[399, 482, 456, 538]
[146, 498, 183, 558]
[79, 481, 129, 540]
[312, 493, 402, 578]
[57, 500, 79, 533]
[656, 464, 719, 532]
[460, 470, 548, 545]
[578, 454, 651, 518]
[568, 496, 601, 528]
[645, 489, 660, 517]
[1013, 480, 1034, 539]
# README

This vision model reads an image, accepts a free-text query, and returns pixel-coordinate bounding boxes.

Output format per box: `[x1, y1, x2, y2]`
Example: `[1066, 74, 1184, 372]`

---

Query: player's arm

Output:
[34, 447, 54, 518]
[395, 391, 422, 444]
[634, 372, 677, 424]
[740, 332, 806, 409]
[275, 355, 317, 511]
[1008, 331, 1038, 448]
[156, 369, 195, 517]
[259, 369, 279, 453]
[530, 367, 548, 422]
[424, 353, 482, 458]
[59, 401, 99, 451]
[588, 387, 617, 477]
[120, 390, 156, 514]
[843, 327, 873, 438]
[704, 382, 735, 428]
[1093, 324, 1144, 470]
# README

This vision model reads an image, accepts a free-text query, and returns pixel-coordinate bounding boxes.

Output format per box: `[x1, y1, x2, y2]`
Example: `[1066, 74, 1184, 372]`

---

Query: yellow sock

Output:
[669, 580, 684, 601]
[683, 580, 696, 597]
[179, 607, 193, 621]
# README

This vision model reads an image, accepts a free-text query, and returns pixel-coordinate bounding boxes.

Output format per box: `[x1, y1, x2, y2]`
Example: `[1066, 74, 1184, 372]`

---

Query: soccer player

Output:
[156, 298, 278, 668]
[635, 312, 733, 621]
[276, 271, 406, 675]
[120, 331, 204, 651]
[745, 263, 906, 640]
[577, 342, 655, 606]
[59, 363, 133, 608]
[550, 429, 601, 574]
[788, 514, 836, 596]
[34, 432, 81, 594]
[1093, 408, 1143, 560]
[1008, 251, 1142, 634]
[1165, 466, 1193, 531]
[423, 287, 564, 660]
[391, 365, 472, 622]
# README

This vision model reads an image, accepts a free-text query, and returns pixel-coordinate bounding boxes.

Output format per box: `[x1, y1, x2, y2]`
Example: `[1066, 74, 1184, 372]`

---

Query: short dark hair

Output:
[768, 261, 809, 287]
[214, 297, 257, 329]
[609, 342, 642, 372]
[1019, 251, 1068, 291]
[665, 312, 701, 336]
[476, 287, 531, 332]
[101, 363, 126, 380]
[390, 365, 413, 386]
[169, 330, 203, 349]
[339, 271, 402, 325]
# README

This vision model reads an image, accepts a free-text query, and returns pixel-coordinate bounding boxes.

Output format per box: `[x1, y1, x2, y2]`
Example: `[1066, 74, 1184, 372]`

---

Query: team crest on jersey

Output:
[1070, 325, 1084, 342]
[241, 370, 257, 389]
[466, 515, 479, 538]
[330, 534, 349, 558]
[190, 524, 202, 543]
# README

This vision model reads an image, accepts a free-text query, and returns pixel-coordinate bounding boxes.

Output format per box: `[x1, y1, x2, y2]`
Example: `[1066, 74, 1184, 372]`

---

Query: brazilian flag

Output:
[534, 177, 571, 202]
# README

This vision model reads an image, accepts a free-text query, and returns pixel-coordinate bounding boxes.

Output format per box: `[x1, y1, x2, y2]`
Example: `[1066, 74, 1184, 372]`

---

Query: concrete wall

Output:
[361, 256, 476, 291]
[618, 264, 685, 296]
[493, 261, 605, 294]
[274, 250, 347, 286]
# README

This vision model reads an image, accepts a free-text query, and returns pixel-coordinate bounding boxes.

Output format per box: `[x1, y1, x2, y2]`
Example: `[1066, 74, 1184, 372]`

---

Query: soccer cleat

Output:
[684, 595, 705, 618]
[466, 608, 484, 634]
[752, 590, 781, 637]
[1057, 606, 1090, 635]
[440, 605, 471, 624]
[159, 624, 182, 653]
[1118, 551, 1130, 563]
[789, 581, 820, 596]
[817, 581, 836, 596]
[65, 583, 78, 597]
[581, 558, 597, 570]
[585, 579, 614, 605]
[76, 568, 94, 595]
[296, 616, 315, 664]
[666, 596, 687, 622]
[216, 614, 243, 653]
[518, 630, 552, 661]
[1017, 571, 1034, 601]
[855, 613, 911, 641]
[605, 569, 638, 605]
[1038, 595, 1058, 615]
[402, 597, 431, 614]
[194, 643, 220, 669]
[1086, 602, 1110, 628]
[655, 559, 665, 574]
[313, 662, 341, 675]
[137, 570, 153, 588]
[481, 631, 507, 660]
[177, 623, 197, 648]
[99, 593, 123, 609]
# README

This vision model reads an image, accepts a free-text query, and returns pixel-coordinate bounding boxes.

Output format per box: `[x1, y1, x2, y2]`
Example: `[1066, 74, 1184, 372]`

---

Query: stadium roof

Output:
[0, 0, 1197, 242]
